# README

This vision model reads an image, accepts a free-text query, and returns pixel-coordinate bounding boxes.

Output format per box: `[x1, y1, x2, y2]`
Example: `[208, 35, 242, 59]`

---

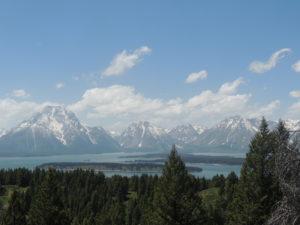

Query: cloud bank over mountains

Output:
[69, 77, 276, 130]
[0, 78, 282, 131]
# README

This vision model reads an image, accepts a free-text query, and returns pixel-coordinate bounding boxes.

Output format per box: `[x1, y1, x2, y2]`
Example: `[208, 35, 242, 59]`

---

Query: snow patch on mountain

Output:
[2, 107, 299, 156]
[215, 116, 258, 132]
[168, 124, 200, 144]
[195, 116, 262, 151]
[118, 121, 171, 151]
[14, 105, 89, 146]
[0, 129, 7, 138]
[192, 125, 207, 135]
[284, 119, 300, 131]
[0, 105, 120, 155]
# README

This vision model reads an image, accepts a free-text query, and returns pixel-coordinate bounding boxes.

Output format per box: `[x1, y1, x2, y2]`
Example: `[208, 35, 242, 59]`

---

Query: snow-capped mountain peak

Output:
[118, 121, 170, 151]
[15, 105, 85, 145]
[124, 121, 166, 139]
[168, 124, 200, 144]
[0, 105, 120, 155]
[192, 125, 207, 135]
[284, 119, 300, 131]
[215, 115, 259, 132]
[194, 116, 263, 151]
[2, 107, 299, 156]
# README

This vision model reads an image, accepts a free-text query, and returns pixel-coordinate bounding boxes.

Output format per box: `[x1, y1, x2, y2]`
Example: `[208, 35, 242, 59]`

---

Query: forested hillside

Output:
[0, 119, 299, 225]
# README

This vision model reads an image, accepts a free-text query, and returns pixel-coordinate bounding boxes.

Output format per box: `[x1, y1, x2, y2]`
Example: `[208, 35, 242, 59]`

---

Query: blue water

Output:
[0, 152, 242, 178]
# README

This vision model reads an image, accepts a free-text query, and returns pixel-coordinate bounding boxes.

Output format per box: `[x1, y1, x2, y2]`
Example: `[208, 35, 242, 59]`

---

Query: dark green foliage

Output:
[226, 118, 281, 225]
[0, 146, 210, 225]
[150, 145, 207, 225]
[211, 175, 226, 195]
[0, 182, 4, 196]
[223, 172, 238, 205]
[126, 199, 141, 225]
[0, 120, 295, 225]
[199, 172, 238, 225]
[27, 169, 70, 225]
[1, 191, 27, 225]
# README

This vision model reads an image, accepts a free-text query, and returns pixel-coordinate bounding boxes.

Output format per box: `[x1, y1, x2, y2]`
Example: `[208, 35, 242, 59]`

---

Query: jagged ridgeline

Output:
[0, 121, 299, 225]
[0, 106, 121, 156]
[1, 105, 300, 156]
[0, 146, 210, 225]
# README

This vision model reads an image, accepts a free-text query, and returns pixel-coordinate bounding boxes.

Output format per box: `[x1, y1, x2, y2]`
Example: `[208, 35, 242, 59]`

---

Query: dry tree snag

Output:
[267, 132, 300, 225]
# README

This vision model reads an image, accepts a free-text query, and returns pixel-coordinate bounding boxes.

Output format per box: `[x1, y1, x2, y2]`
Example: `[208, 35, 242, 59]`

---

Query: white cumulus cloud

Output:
[185, 70, 208, 84]
[289, 90, 300, 98]
[69, 78, 279, 130]
[292, 60, 300, 73]
[218, 77, 244, 95]
[11, 89, 30, 98]
[55, 82, 65, 89]
[0, 79, 281, 131]
[247, 100, 280, 118]
[287, 101, 300, 120]
[0, 98, 59, 129]
[249, 48, 291, 74]
[102, 46, 152, 77]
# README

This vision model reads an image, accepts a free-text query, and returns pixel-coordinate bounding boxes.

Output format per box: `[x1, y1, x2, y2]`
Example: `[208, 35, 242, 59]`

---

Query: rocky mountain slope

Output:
[1, 105, 299, 155]
[117, 116, 295, 153]
[0, 106, 120, 155]
[117, 121, 172, 151]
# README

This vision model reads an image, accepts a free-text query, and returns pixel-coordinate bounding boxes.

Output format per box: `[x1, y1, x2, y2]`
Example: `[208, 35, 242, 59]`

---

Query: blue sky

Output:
[0, 0, 300, 130]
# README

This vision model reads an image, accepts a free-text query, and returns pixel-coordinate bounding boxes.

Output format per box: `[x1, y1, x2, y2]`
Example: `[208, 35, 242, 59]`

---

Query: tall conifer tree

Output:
[27, 169, 70, 225]
[226, 118, 280, 225]
[150, 145, 207, 225]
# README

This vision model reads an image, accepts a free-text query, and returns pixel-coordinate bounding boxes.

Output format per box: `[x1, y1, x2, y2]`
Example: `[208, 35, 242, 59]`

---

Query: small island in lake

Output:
[121, 153, 244, 165]
[38, 162, 203, 173]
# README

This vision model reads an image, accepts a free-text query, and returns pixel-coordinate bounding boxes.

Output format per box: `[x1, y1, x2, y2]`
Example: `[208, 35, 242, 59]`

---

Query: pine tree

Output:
[27, 169, 70, 225]
[150, 145, 207, 225]
[95, 199, 125, 225]
[110, 200, 126, 225]
[223, 172, 238, 206]
[126, 199, 141, 225]
[0, 182, 5, 196]
[226, 118, 280, 225]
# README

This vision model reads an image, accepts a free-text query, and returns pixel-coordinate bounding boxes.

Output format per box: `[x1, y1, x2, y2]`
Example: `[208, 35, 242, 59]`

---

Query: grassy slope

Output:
[200, 187, 220, 207]
[0, 185, 27, 209]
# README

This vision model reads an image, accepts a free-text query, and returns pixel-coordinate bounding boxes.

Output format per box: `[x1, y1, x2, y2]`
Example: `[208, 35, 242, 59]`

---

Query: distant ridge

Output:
[115, 116, 295, 153]
[0, 106, 299, 156]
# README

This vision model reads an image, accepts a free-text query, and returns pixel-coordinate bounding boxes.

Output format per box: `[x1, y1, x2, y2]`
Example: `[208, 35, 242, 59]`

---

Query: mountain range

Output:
[0, 105, 299, 156]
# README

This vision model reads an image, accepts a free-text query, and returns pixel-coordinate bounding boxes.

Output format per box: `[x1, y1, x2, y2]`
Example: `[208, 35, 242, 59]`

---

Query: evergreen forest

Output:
[0, 118, 299, 225]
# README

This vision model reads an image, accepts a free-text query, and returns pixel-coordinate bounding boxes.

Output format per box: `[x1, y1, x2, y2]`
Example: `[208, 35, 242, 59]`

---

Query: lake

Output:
[0, 152, 242, 178]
